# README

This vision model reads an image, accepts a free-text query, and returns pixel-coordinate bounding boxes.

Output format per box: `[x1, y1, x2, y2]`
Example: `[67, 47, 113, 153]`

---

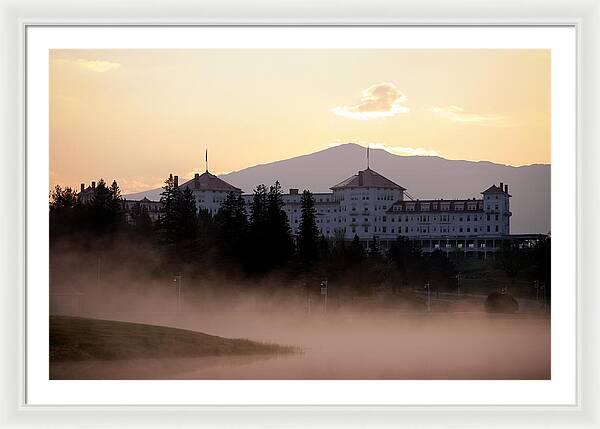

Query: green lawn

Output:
[50, 315, 296, 362]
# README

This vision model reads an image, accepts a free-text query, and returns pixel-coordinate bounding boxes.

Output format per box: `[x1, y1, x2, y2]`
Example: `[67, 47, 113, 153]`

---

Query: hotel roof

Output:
[330, 168, 405, 190]
[179, 171, 241, 192]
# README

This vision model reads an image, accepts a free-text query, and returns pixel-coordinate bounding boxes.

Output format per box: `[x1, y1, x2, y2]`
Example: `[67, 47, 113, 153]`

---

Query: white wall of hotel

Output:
[95, 166, 525, 253]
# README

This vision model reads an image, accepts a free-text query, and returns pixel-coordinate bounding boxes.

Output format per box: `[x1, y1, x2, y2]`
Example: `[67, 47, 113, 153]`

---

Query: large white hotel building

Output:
[96, 163, 515, 254]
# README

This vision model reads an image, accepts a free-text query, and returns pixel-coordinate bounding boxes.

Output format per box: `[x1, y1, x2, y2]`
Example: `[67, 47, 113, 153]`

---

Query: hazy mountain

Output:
[126, 143, 550, 234]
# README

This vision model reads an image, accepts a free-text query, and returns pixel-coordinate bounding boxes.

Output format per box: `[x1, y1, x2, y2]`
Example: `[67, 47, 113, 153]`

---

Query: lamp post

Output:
[320, 279, 328, 313]
[173, 273, 182, 314]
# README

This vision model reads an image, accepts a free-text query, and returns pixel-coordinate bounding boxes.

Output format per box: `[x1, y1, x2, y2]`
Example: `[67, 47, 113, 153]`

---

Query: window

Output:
[495, 214, 499, 221]
[487, 225, 491, 232]
[383, 227, 387, 233]
[495, 225, 499, 232]
[364, 226, 368, 232]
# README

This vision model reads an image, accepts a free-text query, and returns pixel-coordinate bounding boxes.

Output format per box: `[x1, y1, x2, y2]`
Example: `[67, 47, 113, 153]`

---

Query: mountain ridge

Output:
[126, 143, 550, 234]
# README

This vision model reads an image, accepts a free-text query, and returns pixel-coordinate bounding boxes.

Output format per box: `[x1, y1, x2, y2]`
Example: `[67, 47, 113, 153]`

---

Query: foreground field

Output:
[50, 312, 550, 380]
[50, 315, 295, 362]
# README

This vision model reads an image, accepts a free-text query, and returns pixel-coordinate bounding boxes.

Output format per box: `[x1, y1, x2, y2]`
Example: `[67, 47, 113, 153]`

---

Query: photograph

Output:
[48, 48, 551, 381]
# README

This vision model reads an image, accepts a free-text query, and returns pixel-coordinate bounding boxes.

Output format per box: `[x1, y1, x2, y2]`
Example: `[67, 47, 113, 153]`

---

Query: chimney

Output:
[289, 188, 298, 195]
[80, 183, 84, 193]
[358, 171, 364, 186]
[505, 184, 508, 194]
[91, 181, 96, 190]
[500, 182, 504, 191]
[174, 175, 179, 188]
[194, 173, 200, 189]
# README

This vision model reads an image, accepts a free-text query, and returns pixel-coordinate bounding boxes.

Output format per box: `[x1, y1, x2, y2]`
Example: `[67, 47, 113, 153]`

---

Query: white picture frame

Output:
[1, 0, 599, 427]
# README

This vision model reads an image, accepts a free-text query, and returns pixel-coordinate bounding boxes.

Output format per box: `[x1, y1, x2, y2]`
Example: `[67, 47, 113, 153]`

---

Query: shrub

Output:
[484, 292, 519, 313]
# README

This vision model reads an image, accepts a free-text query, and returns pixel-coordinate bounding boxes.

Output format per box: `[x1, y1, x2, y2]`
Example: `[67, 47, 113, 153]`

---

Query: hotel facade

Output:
[81, 165, 516, 253]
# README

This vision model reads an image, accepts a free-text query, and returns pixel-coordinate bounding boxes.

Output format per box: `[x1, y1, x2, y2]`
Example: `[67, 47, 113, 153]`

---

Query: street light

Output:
[173, 273, 182, 314]
[320, 279, 328, 313]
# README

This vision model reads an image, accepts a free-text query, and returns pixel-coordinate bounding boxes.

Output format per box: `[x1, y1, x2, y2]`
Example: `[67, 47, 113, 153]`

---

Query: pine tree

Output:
[217, 191, 248, 264]
[347, 234, 364, 264]
[89, 179, 122, 233]
[247, 184, 269, 273]
[49, 185, 79, 238]
[267, 181, 293, 266]
[159, 175, 178, 241]
[49, 185, 78, 211]
[298, 190, 319, 265]
[175, 187, 198, 240]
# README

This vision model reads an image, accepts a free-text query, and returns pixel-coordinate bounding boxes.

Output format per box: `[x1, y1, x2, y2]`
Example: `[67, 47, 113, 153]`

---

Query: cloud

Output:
[76, 59, 121, 73]
[368, 142, 441, 157]
[118, 178, 165, 194]
[429, 105, 508, 125]
[332, 82, 409, 120]
[327, 141, 441, 157]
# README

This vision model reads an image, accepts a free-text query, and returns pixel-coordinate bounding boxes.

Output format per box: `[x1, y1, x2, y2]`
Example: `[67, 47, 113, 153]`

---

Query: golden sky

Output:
[50, 49, 550, 194]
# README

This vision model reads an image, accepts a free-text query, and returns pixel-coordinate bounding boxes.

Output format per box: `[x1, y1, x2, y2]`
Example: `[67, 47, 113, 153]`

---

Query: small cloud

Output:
[76, 59, 121, 73]
[368, 142, 441, 157]
[119, 178, 165, 194]
[429, 105, 508, 125]
[328, 141, 441, 158]
[333, 82, 409, 120]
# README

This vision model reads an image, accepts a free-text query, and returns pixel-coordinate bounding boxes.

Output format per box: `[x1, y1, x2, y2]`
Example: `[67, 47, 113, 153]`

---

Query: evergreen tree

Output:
[159, 175, 179, 241]
[49, 185, 79, 238]
[89, 178, 122, 233]
[297, 190, 319, 264]
[250, 184, 268, 229]
[130, 202, 154, 234]
[175, 187, 198, 240]
[498, 241, 527, 292]
[246, 184, 270, 273]
[266, 181, 294, 266]
[347, 234, 364, 264]
[49, 185, 78, 212]
[387, 236, 423, 288]
[217, 191, 248, 265]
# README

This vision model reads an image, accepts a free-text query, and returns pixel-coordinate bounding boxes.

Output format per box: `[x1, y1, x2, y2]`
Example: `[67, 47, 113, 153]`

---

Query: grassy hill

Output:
[50, 315, 295, 362]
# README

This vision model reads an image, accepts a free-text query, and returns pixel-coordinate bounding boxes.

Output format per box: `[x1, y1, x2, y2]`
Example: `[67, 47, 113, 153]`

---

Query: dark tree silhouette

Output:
[216, 191, 248, 265]
[89, 179, 123, 233]
[297, 190, 319, 264]
[266, 181, 294, 266]
[498, 241, 527, 291]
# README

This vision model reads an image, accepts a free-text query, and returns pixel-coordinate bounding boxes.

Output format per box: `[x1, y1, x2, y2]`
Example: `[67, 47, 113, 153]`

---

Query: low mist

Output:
[50, 237, 550, 380]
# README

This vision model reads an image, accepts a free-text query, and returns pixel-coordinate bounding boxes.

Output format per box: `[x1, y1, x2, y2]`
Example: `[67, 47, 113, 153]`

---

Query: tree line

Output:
[49, 175, 550, 298]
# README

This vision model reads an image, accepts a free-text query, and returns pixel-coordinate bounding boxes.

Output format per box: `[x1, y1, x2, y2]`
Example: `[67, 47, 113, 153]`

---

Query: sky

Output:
[50, 49, 550, 194]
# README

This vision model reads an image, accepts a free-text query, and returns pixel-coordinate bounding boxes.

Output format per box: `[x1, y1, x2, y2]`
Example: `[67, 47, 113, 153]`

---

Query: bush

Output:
[484, 292, 519, 313]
